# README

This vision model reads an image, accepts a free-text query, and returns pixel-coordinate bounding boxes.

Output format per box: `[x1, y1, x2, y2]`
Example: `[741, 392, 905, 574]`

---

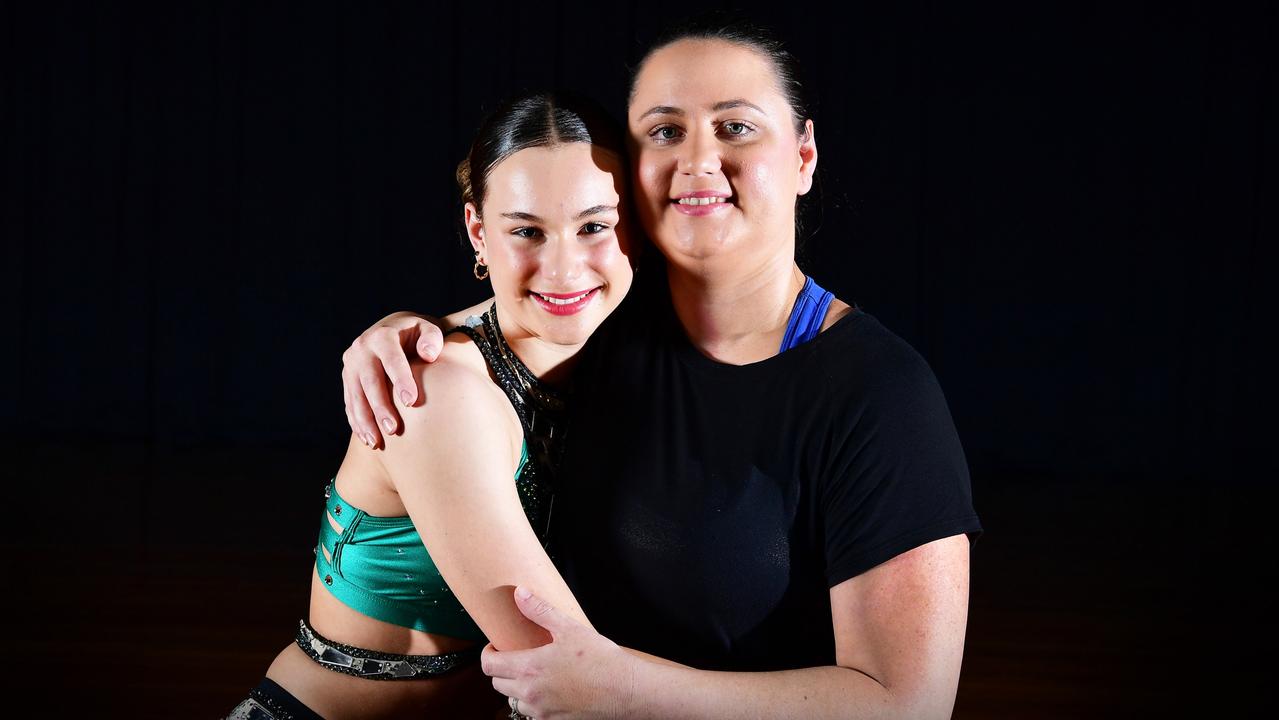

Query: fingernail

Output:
[363, 433, 376, 448]
[514, 586, 531, 601]
[400, 390, 412, 407]
[381, 417, 394, 433]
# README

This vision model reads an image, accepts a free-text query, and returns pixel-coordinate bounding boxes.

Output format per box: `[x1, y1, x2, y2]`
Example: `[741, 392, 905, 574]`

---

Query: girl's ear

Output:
[464, 201, 486, 260]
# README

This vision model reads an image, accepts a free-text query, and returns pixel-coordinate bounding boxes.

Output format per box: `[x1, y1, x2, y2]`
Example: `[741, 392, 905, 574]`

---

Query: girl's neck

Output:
[667, 254, 806, 366]
[490, 305, 584, 387]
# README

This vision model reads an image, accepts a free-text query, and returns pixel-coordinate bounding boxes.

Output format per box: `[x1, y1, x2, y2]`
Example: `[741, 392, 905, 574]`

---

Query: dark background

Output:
[4, 1, 1275, 717]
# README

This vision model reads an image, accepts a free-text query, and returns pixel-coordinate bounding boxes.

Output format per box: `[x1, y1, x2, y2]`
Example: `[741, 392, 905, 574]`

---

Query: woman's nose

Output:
[679, 128, 721, 176]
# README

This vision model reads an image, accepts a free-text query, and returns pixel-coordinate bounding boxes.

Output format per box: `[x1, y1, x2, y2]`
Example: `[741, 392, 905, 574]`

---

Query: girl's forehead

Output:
[486, 145, 623, 208]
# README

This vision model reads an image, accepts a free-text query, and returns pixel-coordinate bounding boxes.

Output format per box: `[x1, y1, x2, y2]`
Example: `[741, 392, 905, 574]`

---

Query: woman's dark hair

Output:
[457, 91, 627, 213]
[627, 15, 812, 137]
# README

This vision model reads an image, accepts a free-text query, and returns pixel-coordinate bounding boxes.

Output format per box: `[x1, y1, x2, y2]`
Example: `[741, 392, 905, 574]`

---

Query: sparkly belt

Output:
[294, 618, 481, 680]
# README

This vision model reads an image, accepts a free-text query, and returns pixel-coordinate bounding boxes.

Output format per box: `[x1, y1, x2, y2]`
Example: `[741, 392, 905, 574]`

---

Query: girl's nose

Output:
[542, 236, 584, 284]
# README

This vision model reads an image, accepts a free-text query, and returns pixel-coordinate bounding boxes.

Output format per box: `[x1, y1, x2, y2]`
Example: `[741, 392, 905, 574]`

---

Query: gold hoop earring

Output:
[473, 257, 489, 280]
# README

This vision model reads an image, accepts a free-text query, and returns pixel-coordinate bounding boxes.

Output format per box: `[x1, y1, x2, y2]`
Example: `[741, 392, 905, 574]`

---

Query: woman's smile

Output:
[671, 190, 734, 216]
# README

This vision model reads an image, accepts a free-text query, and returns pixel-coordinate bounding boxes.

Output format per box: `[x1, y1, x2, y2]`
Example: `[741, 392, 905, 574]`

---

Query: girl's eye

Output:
[513, 227, 541, 239]
[722, 122, 752, 136]
[581, 222, 608, 235]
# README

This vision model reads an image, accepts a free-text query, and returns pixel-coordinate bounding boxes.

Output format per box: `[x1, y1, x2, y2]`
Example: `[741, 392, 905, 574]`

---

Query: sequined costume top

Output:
[314, 304, 564, 642]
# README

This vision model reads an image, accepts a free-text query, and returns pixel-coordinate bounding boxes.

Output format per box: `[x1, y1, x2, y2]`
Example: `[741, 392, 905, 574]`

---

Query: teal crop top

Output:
[313, 306, 565, 643]
[314, 443, 529, 643]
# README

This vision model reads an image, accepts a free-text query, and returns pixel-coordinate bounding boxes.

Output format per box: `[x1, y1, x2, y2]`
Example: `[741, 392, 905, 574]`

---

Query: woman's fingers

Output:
[341, 360, 381, 448]
[341, 312, 440, 447]
[490, 677, 520, 697]
[415, 319, 445, 363]
[374, 324, 426, 411]
[358, 363, 399, 441]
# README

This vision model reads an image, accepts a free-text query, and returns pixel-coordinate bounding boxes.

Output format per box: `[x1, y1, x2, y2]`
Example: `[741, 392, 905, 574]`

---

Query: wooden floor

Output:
[10, 477, 1268, 718]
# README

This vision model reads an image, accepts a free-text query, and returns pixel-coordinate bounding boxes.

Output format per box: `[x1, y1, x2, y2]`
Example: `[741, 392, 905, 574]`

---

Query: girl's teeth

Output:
[677, 197, 727, 206]
[538, 291, 590, 305]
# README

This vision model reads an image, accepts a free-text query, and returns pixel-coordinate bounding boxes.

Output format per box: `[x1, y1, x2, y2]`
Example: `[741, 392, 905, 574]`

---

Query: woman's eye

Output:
[581, 222, 608, 235]
[650, 126, 682, 143]
[722, 122, 751, 136]
[513, 227, 541, 239]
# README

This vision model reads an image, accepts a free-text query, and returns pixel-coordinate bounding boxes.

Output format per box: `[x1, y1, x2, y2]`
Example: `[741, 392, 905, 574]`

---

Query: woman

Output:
[343, 19, 982, 720]
[227, 92, 637, 719]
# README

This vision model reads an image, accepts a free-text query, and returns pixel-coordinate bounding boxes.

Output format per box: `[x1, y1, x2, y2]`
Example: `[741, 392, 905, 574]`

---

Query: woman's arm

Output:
[341, 298, 494, 448]
[376, 341, 591, 650]
[484, 534, 971, 720]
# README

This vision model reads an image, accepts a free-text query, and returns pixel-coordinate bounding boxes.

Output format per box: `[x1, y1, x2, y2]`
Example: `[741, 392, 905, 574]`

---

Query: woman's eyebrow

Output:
[637, 99, 765, 122]
[637, 105, 681, 121]
[711, 98, 764, 114]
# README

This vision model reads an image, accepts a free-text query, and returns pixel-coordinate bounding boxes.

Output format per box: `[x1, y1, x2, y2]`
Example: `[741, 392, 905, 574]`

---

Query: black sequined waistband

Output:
[294, 618, 480, 680]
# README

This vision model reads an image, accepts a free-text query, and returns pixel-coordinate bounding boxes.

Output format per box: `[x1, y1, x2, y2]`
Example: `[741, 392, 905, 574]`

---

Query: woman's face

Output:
[466, 143, 634, 347]
[628, 39, 817, 271]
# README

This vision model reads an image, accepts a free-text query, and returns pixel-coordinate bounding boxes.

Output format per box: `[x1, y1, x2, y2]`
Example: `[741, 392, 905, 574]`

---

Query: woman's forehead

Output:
[629, 39, 783, 115]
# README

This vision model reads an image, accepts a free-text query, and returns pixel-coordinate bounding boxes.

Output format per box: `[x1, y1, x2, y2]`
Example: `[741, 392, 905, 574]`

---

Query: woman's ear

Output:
[464, 201, 486, 260]
[797, 119, 817, 196]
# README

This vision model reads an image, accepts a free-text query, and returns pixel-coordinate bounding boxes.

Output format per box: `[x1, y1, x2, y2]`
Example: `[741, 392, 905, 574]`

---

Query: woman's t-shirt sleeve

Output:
[819, 335, 983, 588]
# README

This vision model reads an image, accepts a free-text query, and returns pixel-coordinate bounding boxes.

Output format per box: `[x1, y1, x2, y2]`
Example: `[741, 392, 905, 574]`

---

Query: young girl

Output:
[228, 92, 636, 719]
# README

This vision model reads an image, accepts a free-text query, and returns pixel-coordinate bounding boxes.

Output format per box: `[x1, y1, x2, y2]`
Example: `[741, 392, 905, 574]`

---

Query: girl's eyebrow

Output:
[575, 204, 618, 220]
[637, 98, 765, 121]
[501, 204, 618, 223]
[501, 211, 541, 221]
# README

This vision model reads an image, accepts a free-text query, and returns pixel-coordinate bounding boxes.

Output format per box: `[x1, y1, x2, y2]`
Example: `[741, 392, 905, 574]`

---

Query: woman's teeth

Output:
[536, 290, 592, 305]
[676, 197, 728, 206]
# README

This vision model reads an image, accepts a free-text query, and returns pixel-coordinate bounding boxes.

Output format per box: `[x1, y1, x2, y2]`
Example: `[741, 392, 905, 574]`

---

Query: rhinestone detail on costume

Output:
[450, 304, 566, 545]
[294, 618, 480, 680]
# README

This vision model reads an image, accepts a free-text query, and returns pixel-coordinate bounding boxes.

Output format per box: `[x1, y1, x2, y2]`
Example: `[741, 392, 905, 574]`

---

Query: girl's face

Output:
[466, 143, 634, 347]
[628, 39, 817, 272]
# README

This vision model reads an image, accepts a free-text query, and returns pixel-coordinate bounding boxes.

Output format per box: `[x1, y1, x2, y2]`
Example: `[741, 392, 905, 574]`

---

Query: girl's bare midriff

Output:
[262, 441, 504, 719]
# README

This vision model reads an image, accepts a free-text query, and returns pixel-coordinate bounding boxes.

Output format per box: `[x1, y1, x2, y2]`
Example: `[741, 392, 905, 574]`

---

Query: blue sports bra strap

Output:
[779, 276, 836, 352]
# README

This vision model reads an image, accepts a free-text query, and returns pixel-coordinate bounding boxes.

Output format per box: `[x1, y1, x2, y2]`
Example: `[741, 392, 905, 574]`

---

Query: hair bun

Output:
[456, 157, 474, 206]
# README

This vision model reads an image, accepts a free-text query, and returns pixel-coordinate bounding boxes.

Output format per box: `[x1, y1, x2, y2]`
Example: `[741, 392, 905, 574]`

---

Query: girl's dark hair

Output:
[627, 15, 812, 137]
[457, 91, 627, 213]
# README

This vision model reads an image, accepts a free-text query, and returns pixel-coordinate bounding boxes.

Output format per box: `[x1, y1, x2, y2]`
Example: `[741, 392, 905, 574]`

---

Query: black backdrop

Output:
[4, 1, 1276, 715]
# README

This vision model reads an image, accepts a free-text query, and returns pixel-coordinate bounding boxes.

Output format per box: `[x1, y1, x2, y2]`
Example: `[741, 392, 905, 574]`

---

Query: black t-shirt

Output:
[550, 273, 983, 671]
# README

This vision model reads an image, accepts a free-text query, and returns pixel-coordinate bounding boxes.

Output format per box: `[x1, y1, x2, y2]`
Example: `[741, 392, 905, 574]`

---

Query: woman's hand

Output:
[483, 587, 640, 720]
[341, 311, 444, 448]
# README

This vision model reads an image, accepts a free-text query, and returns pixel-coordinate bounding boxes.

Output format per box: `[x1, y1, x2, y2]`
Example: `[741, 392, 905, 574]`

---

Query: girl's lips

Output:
[529, 287, 601, 316]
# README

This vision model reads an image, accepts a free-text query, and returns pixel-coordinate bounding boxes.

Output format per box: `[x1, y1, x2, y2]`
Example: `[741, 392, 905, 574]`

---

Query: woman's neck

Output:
[667, 254, 807, 366]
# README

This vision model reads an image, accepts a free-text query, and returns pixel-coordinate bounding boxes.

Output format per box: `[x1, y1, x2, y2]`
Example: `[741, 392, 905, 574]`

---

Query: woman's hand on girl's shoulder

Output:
[341, 311, 446, 449]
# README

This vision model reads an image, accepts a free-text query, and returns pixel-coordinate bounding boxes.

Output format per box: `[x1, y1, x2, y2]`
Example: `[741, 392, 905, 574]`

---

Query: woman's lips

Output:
[529, 287, 601, 316]
[671, 193, 733, 217]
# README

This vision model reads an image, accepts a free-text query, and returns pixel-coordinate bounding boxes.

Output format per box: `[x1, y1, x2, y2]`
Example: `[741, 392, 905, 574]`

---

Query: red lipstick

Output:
[529, 288, 601, 316]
